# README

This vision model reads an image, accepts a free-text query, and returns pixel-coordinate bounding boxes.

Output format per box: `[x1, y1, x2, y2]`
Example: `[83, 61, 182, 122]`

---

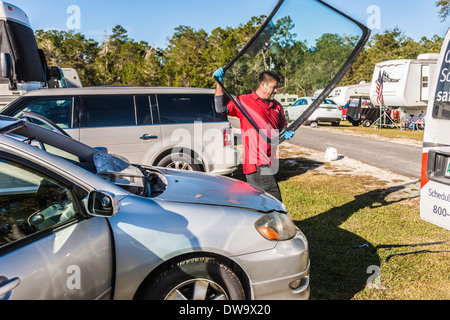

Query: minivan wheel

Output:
[157, 153, 201, 171]
[139, 257, 246, 300]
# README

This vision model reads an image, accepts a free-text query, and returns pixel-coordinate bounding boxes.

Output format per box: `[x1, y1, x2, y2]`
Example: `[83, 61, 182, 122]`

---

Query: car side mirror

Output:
[87, 190, 119, 217]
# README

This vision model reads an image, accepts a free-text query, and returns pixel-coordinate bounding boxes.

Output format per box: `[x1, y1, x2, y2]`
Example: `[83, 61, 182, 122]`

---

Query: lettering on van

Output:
[428, 188, 450, 202]
[435, 44, 450, 102]
[433, 40, 450, 119]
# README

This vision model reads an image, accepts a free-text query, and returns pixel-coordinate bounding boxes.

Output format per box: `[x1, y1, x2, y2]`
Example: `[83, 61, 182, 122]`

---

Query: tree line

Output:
[35, 16, 444, 97]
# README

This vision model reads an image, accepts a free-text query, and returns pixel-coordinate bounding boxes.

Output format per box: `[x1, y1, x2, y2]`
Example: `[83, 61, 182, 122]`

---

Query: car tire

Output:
[138, 257, 246, 300]
[362, 120, 372, 127]
[157, 152, 202, 171]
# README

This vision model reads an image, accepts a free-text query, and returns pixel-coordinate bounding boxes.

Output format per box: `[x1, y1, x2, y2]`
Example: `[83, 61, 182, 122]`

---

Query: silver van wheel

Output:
[167, 161, 195, 171]
[157, 153, 201, 171]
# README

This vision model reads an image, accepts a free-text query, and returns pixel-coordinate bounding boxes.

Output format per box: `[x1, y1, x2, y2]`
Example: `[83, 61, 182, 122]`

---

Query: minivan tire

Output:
[157, 153, 202, 171]
[139, 257, 246, 300]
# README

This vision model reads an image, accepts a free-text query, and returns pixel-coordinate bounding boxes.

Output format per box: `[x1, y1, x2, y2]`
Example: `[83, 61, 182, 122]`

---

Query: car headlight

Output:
[255, 211, 297, 241]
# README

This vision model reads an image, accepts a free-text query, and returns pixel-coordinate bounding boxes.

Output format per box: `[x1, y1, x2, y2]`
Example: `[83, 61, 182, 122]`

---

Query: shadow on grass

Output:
[297, 183, 417, 300]
[227, 160, 416, 300]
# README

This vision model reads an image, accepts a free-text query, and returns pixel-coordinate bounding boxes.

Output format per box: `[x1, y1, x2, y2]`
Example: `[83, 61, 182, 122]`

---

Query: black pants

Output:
[246, 164, 282, 201]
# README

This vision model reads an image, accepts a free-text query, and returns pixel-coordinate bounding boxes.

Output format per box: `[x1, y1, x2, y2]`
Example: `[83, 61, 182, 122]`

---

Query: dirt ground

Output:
[233, 126, 421, 202]
[278, 142, 421, 202]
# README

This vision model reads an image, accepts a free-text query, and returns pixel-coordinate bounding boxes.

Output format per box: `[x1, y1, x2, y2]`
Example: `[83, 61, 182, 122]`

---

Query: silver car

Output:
[0, 116, 309, 300]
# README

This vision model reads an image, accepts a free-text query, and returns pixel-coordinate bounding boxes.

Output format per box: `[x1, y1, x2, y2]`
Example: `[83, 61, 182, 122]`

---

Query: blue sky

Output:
[8, 0, 449, 48]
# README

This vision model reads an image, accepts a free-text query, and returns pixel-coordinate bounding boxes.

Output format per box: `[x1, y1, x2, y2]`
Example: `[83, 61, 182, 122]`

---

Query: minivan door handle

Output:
[0, 277, 21, 299]
[140, 134, 158, 140]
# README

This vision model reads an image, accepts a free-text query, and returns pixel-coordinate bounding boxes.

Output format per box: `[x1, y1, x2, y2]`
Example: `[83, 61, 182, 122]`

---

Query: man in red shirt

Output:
[214, 68, 295, 201]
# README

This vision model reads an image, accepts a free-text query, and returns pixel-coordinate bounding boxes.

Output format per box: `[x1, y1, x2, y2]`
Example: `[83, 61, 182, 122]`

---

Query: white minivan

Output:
[1, 87, 239, 175]
[420, 28, 450, 230]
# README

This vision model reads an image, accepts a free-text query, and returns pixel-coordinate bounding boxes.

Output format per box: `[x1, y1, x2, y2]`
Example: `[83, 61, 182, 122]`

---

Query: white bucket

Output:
[324, 147, 338, 162]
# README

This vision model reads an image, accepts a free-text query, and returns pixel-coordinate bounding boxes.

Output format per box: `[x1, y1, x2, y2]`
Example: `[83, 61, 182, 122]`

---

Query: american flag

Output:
[376, 71, 384, 105]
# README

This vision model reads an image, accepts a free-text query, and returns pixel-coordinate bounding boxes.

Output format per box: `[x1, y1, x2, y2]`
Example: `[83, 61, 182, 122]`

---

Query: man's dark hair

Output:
[257, 71, 281, 88]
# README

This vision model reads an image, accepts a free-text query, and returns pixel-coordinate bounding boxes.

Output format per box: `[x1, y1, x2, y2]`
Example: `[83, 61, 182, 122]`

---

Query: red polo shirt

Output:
[226, 92, 287, 174]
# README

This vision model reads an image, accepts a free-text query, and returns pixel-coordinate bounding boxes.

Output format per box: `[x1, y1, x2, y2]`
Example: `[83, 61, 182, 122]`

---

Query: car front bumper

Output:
[232, 229, 310, 300]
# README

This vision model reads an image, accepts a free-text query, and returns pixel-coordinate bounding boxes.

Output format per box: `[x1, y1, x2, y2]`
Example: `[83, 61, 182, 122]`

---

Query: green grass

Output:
[229, 156, 450, 300]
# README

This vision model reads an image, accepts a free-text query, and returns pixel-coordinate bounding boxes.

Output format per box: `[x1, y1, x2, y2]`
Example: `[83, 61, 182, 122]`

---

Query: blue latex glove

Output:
[213, 67, 225, 82]
[284, 130, 295, 141]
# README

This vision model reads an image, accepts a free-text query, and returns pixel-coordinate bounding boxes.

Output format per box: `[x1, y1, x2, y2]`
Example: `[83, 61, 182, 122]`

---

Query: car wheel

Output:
[157, 152, 201, 171]
[139, 257, 246, 300]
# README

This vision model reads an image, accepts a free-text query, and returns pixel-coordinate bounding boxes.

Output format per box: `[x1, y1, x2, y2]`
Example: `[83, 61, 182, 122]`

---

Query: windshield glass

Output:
[218, 0, 369, 141]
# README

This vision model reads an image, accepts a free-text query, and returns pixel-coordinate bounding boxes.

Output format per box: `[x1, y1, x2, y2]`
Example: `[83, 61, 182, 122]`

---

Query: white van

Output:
[1, 86, 239, 175]
[420, 28, 450, 230]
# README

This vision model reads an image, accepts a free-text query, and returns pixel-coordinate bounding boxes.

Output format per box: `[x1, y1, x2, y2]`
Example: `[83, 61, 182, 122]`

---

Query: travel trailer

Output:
[274, 93, 298, 107]
[369, 53, 439, 120]
[420, 28, 450, 231]
[324, 82, 371, 107]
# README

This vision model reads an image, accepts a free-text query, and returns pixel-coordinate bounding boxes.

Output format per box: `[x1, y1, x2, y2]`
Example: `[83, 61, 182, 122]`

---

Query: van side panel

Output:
[420, 28, 450, 230]
[78, 94, 163, 164]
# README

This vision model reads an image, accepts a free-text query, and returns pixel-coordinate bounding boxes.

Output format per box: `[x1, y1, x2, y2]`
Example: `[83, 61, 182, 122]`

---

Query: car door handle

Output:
[0, 277, 21, 298]
[140, 134, 158, 140]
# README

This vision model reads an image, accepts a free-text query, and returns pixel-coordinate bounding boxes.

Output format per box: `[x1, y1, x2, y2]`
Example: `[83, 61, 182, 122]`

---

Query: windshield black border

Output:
[214, 0, 371, 144]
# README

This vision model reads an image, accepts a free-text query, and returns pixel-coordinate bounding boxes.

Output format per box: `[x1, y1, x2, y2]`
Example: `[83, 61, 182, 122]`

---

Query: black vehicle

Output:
[346, 94, 381, 127]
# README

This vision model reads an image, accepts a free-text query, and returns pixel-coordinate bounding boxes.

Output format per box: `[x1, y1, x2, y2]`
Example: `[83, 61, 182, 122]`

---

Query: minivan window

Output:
[135, 94, 160, 125]
[82, 95, 135, 127]
[13, 98, 73, 129]
[157, 94, 226, 124]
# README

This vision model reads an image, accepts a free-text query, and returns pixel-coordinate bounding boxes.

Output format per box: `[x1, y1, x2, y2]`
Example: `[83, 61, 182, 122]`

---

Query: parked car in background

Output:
[284, 97, 343, 126]
[0, 115, 310, 300]
[1, 87, 239, 175]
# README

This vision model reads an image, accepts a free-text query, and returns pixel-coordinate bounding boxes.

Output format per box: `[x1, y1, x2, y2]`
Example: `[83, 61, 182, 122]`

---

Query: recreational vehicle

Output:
[274, 93, 298, 107]
[0, 2, 80, 110]
[326, 82, 371, 107]
[369, 53, 439, 121]
[0, 2, 47, 109]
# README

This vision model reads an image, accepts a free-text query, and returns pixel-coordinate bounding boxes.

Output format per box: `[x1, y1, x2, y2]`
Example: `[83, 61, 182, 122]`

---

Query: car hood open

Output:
[155, 168, 286, 213]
